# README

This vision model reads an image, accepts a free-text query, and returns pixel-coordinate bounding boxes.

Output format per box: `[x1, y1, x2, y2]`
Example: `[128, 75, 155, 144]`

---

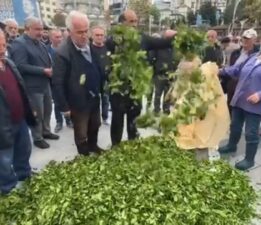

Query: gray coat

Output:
[9, 34, 52, 93]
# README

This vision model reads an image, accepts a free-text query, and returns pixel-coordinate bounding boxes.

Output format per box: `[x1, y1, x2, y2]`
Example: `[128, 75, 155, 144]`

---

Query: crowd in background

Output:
[1, 9, 261, 195]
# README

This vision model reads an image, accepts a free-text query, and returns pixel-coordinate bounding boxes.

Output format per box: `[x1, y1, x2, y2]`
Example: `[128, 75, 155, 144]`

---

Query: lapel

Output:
[24, 35, 51, 66]
[39, 42, 51, 66]
[69, 39, 93, 67]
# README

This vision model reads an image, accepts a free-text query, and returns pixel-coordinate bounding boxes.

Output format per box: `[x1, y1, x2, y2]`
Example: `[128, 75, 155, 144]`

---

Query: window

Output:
[46, 7, 50, 11]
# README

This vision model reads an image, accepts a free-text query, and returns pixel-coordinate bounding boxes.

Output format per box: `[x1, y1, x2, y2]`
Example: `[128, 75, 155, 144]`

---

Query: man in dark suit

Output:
[52, 11, 105, 155]
[90, 25, 111, 125]
[4, 18, 19, 44]
[107, 9, 176, 146]
[0, 30, 36, 194]
[202, 30, 223, 67]
[47, 28, 73, 133]
[10, 17, 59, 149]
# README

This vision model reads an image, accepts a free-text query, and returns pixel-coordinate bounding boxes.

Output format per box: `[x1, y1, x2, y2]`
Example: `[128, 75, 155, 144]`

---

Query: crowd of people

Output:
[0, 9, 261, 194]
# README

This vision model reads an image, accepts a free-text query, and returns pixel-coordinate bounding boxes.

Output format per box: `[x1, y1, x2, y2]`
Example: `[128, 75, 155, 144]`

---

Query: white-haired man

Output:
[52, 11, 105, 155]
[4, 18, 19, 44]
[10, 17, 59, 149]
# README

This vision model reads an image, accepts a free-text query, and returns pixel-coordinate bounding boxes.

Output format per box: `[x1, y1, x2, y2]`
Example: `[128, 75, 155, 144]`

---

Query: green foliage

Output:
[129, 0, 152, 23]
[136, 111, 157, 128]
[150, 5, 161, 24]
[244, 0, 261, 24]
[0, 136, 257, 225]
[223, 0, 246, 24]
[174, 27, 205, 60]
[109, 25, 153, 101]
[199, 1, 218, 26]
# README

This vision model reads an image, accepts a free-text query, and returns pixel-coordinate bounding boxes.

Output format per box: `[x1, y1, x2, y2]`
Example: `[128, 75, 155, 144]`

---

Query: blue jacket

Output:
[221, 53, 261, 115]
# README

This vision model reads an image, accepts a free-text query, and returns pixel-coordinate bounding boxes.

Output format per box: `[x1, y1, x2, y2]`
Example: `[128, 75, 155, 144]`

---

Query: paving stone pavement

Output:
[30, 111, 261, 224]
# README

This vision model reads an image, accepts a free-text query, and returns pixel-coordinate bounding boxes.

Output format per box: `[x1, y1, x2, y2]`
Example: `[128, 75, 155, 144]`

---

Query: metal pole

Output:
[73, 0, 77, 10]
[230, 0, 241, 34]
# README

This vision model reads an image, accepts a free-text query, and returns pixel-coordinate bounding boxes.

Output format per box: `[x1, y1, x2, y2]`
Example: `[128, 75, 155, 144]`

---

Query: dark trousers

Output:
[0, 120, 31, 194]
[101, 92, 109, 121]
[226, 79, 238, 117]
[154, 76, 170, 114]
[54, 103, 71, 125]
[110, 94, 141, 146]
[70, 99, 101, 154]
[28, 84, 52, 141]
[228, 107, 261, 162]
[52, 85, 71, 125]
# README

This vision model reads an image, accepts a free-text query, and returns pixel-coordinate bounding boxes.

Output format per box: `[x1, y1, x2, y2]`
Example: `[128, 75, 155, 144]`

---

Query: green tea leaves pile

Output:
[109, 25, 153, 101]
[0, 137, 257, 225]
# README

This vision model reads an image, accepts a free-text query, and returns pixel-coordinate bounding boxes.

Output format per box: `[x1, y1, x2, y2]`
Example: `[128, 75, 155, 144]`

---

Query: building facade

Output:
[63, 0, 102, 16]
[39, 0, 63, 25]
[155, 0, 226, 21]
[0, 0, 40, 26]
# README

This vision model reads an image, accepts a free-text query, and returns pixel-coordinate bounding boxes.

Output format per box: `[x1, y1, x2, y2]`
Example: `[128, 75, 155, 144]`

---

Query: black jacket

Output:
[106, 33, 173, 54]
[106, 33, 173, 96]
[202, 43, 223, 67]
[10, 34, 52, 93]
[150, 47, 175, 77]
[0, 58, 36, 150]
[52, 38, 104, 112]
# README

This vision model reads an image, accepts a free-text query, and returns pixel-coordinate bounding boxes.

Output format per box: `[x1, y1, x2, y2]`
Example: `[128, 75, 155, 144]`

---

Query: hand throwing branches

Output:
[109, 25, 153, 102]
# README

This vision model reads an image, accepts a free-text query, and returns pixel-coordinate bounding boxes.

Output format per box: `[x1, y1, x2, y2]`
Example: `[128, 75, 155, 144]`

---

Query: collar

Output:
[92, 42, 104, 48]
[72, 41, 90, 53]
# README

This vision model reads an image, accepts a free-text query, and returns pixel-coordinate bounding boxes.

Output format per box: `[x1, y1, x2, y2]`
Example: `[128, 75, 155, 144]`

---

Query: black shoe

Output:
[218, 145, 237, 154]
[34, 140, 50, 149]
[235, 159, 255, 171]
[43, 133, 60, 140]
[54, 123, 63, 133]
[77, 142, 91, 156]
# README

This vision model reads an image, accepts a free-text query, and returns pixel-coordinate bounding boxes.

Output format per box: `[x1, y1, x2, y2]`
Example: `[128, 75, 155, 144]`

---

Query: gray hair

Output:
[4, 18, 18, 26]
[65, 11, 89, 30]
[24, 17, 42, 29]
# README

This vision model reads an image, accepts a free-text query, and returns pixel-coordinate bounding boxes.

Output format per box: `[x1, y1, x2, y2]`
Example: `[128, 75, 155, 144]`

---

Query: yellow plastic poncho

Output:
[173, 62, 230, 149]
